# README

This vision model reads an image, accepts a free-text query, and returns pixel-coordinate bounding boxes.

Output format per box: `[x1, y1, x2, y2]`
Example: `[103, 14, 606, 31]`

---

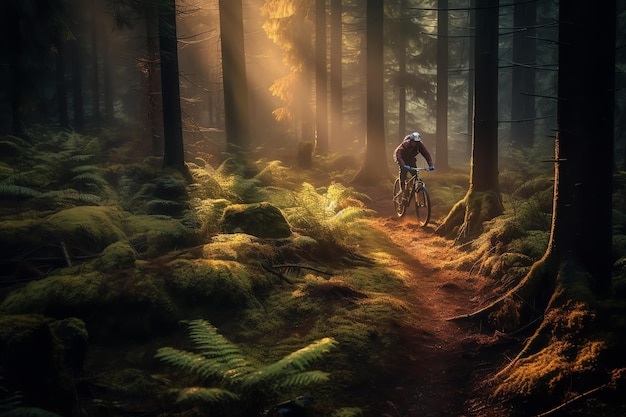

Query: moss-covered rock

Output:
[0, 270, 179, 341]
[166, 259, 261, 312]
[220, 202, 292, 238]
[46, 206, 127, 252]
[96, 241, 136, 271]
[124, 214, 200, 258]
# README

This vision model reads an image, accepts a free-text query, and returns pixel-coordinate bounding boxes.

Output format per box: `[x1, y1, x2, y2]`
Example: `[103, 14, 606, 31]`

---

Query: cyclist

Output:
[393, 132, 435, 200]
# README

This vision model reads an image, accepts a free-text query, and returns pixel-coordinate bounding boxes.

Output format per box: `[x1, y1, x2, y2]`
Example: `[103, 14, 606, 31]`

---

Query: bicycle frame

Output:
[404, 168, 425, 195]
[393, 167, 431, 227]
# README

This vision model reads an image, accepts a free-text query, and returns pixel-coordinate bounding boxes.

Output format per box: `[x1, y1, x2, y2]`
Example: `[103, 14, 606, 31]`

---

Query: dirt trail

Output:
[359, 185, 513, 417]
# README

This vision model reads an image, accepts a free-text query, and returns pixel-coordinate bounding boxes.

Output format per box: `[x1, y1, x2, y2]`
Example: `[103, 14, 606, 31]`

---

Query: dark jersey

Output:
[393, 139, 433, 167]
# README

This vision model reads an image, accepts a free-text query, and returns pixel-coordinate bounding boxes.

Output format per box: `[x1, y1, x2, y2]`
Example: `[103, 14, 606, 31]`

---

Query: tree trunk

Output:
[102, 23, 114, 123]
[158, 0, 187, 174]
[315, 0, 329, 155]
[435, 0, 449, 171]
[55, 38, 70, 129]
[294, 4, 315, 148]
[91, 0, 100, 124]
[551, 0, 615, 296]
[330, 0, 343, 145]
[219, 0, 251, 155]
[70, 39, 84, 131]
[351, 0, 390, 185]
[466, 0, 475, 158]
[398, 0, 408, 140]
[510, 0, 536, 148]
[5, 0, 26, 137]
[146, 3, 163, 156]
[436, 0, 502, 240]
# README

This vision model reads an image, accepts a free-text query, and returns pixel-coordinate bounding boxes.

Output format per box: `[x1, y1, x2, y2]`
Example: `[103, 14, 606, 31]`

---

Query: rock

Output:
[220, 202, 292, 238]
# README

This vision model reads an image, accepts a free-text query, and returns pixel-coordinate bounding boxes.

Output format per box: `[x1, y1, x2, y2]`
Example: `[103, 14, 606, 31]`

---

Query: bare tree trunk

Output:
[436, 0, 502, 240]
[551, 0, 615, 295]
[352, 0, 390, 185]
[55, 38, 70, 129]
[398, 0, 408, 140]
[219, 0, 250, 155]
[158, 0, 186, 174]
[330, 0, 343, 145]
[91, 0, 100, 124]
[315, 0, 329, 155]
[510, 0, 536, 148]
[436, 0, 449, 171]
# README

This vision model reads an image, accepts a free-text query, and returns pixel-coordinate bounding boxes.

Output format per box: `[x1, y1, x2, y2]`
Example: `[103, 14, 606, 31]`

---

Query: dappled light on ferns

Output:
[155, 319, 337, 412]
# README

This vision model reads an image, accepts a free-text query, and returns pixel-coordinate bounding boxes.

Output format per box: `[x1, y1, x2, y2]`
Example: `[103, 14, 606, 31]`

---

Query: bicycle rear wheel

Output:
[414, 186, 431, 227]
[393, 178, 407, 217]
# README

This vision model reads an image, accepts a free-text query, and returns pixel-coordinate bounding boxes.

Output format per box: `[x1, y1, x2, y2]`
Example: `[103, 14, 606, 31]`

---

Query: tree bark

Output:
[315, 0, 329, 155]
[436, 0, 502, 240]
[435, 0, 449, 171]
[352, 0, 391, 185]
[510, 0, 536, 148]
[330, 0, 343, 145]
[219, 0, 251, 155]
[158, 0, 187, 174]
[551, 0, 615, 295]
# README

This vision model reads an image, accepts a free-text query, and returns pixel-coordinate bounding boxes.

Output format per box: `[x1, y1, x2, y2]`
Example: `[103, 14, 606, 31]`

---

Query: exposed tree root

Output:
[436, 190, 504, 243]
[532, 383, 609, 417]
[447, 254, 555, 328]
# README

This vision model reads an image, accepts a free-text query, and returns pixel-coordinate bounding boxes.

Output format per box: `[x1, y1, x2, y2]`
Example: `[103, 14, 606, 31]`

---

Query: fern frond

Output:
[331, 407, 364, 417]
[186, 320, 256, 380]
[271, 370, 330, 389]
[72, 173, 108, 189]
[330, 207, 373, 224]
[0, 185, 41, 199]
[68, 154, 93, 163]
[61, 191, 102, 205]
[245, 338, 337, 386]
[176, 387, 239, 404]
[156, 320, 257, 383]
[71, 165, 100, 174]
[155, 347, 234, 381]
[272, 337, 337, 371]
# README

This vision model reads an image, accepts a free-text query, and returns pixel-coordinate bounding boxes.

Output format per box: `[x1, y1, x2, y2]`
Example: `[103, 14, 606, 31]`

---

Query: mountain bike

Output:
[392, 167, 431, 227]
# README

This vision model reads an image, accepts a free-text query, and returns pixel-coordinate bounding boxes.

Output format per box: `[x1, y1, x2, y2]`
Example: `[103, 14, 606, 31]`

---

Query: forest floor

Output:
[357, 184, 521, 417]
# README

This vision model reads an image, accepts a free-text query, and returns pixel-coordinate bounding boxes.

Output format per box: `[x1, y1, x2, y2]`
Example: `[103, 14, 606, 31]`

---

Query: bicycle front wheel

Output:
[414, 186, 431, 227]
[393, 178, 407, 217]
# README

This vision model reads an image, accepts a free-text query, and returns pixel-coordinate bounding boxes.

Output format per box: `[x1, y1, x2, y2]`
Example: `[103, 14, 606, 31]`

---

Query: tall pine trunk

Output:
[510, 0, 536, 148]
[158, 0, 186, 173]
[352, 0, 390, 185]
[330, 0, 343, 145]
[435, 0, 449, 171]
[315, 0, 329, 155]
[219, 0, 250, 154]
[551, 0, 615, 295]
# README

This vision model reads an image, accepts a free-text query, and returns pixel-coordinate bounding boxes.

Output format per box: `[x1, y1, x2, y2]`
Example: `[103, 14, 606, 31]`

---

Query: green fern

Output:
[331, 407, 363, 417]
[0, 184, 42, 200]
[176, 387, 239, 404]
[155, 319, 337, 412]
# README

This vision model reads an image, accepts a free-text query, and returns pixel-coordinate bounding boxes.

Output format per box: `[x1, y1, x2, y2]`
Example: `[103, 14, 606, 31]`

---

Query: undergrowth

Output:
[154, 319, 347, 417]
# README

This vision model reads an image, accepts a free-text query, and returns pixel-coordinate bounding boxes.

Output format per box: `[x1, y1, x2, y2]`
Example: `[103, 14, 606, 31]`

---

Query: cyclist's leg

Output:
[399, 166, 408, 189]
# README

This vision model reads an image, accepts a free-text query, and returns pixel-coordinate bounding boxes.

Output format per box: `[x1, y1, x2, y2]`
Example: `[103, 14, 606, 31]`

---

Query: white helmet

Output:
[409, 132, 421, 142]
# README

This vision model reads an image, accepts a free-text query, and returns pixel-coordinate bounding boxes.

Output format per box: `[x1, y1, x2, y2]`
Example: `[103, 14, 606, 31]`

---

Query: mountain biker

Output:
[393, 132, 435, 197]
